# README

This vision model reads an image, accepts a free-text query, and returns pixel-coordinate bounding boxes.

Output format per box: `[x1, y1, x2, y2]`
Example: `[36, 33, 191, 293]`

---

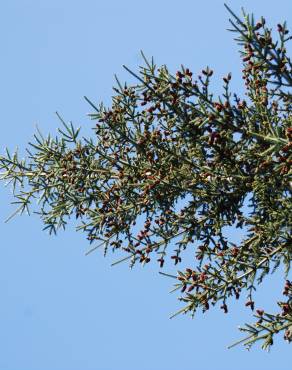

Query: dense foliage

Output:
[1, 5, 291, 350]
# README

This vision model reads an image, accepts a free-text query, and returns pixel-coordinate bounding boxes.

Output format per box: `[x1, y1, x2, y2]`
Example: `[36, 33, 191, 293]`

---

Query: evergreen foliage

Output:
[1, 5, 291, 350]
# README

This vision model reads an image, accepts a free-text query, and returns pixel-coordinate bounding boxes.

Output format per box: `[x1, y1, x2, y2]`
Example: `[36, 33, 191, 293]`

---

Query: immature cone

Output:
[284, 326, 292, 342]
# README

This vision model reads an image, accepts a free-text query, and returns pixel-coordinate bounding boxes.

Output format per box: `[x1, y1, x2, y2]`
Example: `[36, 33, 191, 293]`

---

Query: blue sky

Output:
[0, 1, 291, 369]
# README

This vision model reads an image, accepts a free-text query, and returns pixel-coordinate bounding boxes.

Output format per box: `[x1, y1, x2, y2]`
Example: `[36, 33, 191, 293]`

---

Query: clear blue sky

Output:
[0, 1, 291, 369]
